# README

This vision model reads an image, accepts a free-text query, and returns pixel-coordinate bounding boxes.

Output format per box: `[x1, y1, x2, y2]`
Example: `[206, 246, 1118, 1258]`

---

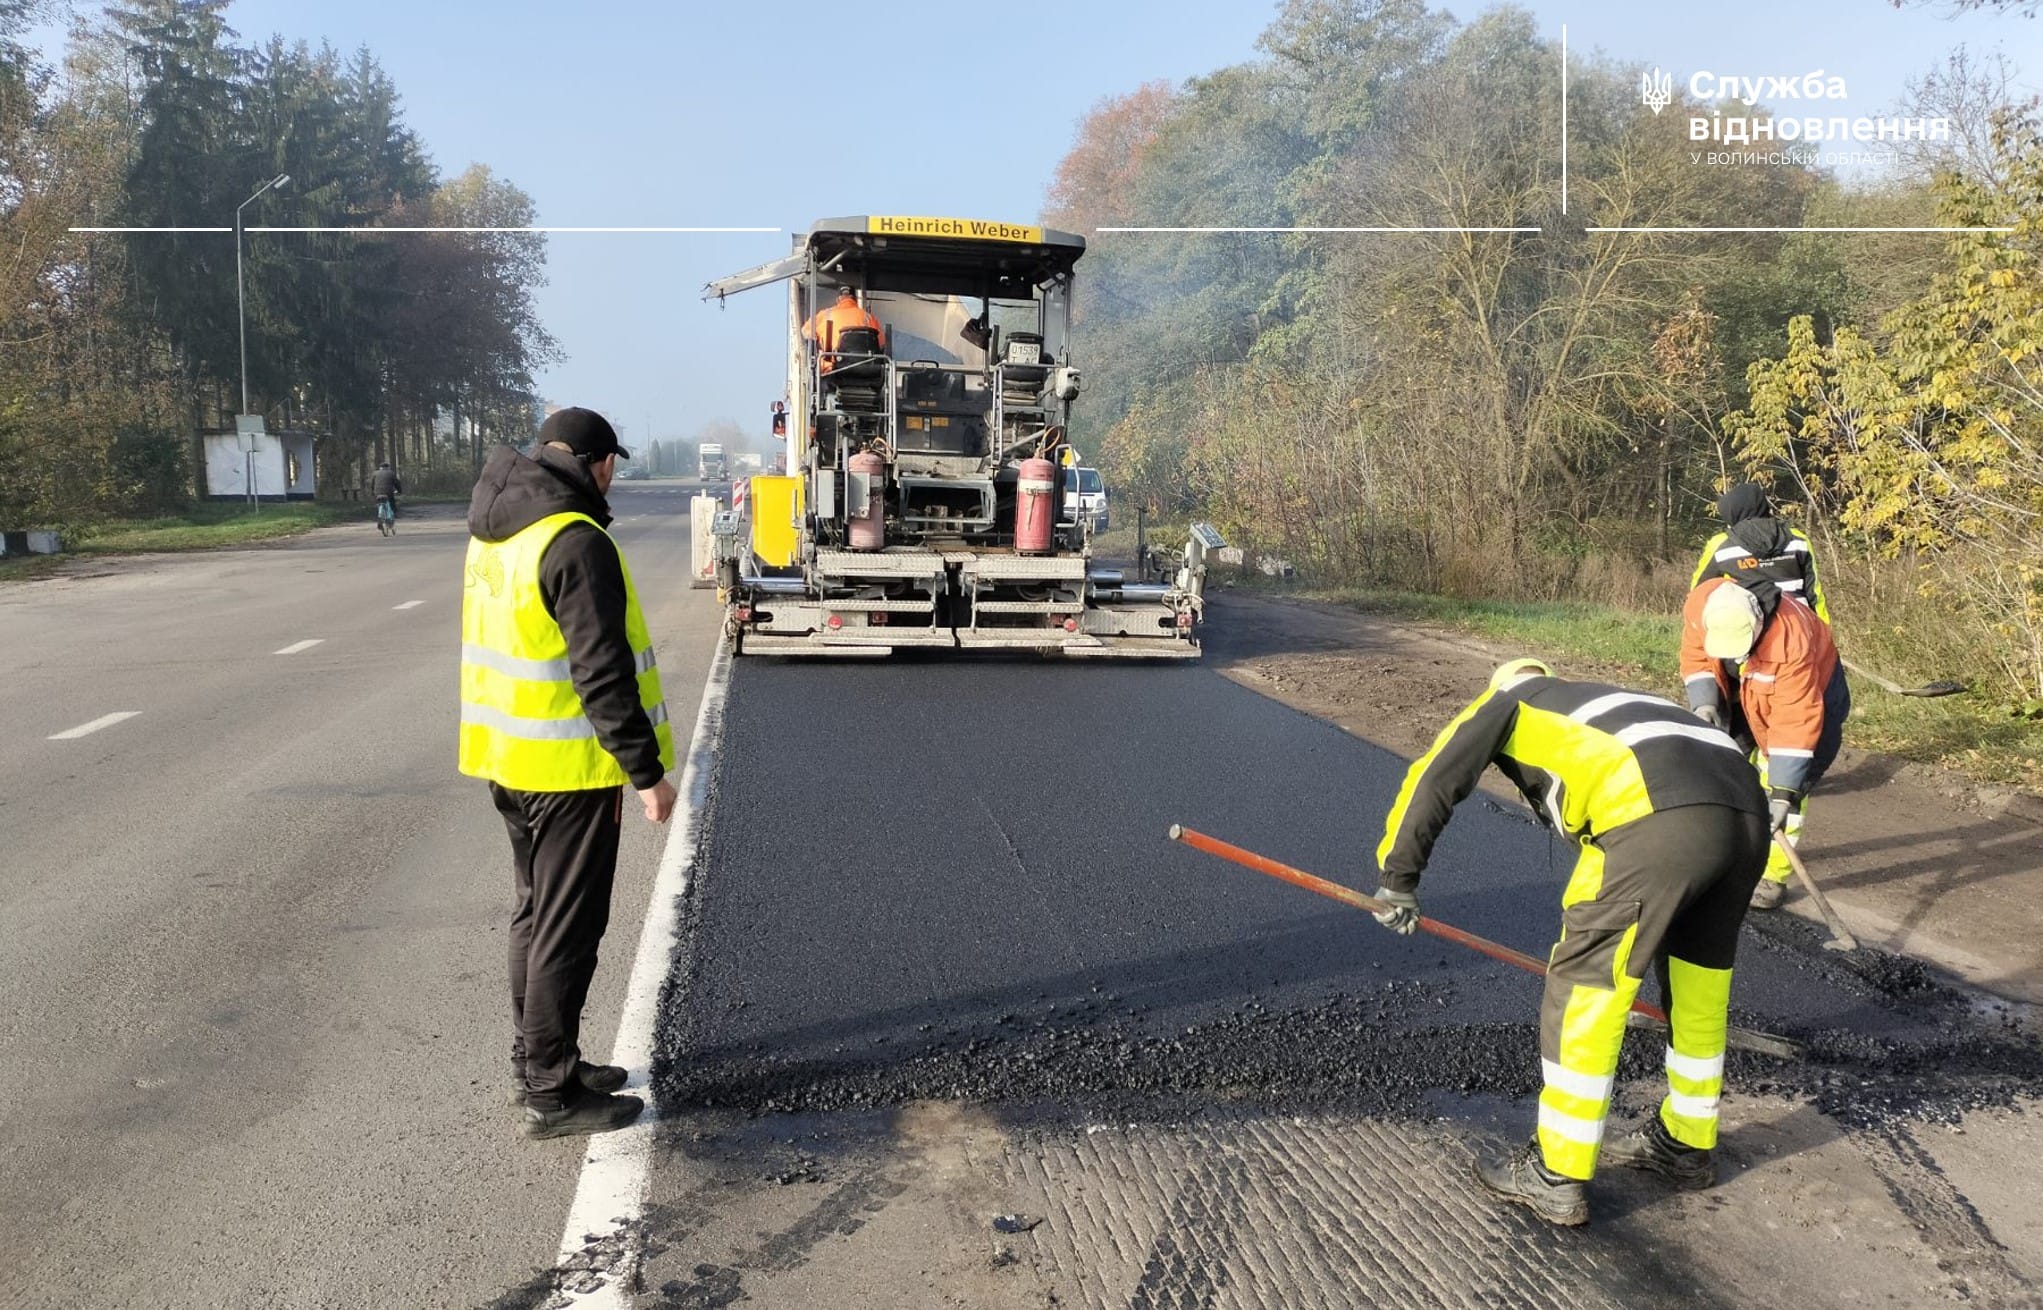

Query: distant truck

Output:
[734, 451, 765, 475]
[698, 443, 728, 481]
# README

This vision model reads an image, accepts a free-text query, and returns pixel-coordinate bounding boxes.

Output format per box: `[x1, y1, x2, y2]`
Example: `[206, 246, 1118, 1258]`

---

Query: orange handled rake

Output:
[1168, 824, 1802, 1060]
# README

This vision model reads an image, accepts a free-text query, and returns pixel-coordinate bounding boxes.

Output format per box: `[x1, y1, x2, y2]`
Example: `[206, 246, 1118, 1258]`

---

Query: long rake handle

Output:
[1773, 835, 1859, 951]
[1168, 824, 1809, 1060]
[1166, 824, 1672, 1026]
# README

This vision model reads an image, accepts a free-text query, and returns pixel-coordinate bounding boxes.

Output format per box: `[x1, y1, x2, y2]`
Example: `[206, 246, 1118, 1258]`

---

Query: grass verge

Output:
[0, 554, 67, 582]
[70, 502, 362, 554]
[1288, 584, 2043, 793]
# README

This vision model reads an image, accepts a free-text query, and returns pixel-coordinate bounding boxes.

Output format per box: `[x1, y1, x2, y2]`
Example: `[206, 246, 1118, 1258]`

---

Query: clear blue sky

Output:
[29, 1, 2038, 450]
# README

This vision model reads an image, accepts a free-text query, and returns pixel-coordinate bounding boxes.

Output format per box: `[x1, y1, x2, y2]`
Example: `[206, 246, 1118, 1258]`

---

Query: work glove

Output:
[1767, 787, 1801, 834]
[1694, 704, 1724, 730]
[1371, 886, 1420, 936]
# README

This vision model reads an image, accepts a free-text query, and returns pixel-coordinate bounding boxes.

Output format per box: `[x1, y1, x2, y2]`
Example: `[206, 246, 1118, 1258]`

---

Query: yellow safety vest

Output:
[458, 511, 675, 790]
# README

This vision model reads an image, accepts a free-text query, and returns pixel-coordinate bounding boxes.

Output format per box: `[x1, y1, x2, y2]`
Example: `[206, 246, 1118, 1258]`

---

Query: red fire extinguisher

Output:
[848, 449, 885, 551]
[1015, 456, 1056, 555]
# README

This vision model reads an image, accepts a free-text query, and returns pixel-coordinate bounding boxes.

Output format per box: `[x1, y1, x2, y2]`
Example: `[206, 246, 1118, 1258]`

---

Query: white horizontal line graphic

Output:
[1588, 226, 2017, 234]
[1097, 226, 1542, 234]
[73, 226, 780, 235]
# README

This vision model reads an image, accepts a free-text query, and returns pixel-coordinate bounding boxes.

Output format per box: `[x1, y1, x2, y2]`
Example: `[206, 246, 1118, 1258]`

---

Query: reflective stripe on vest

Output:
[458, 511, 676, 791]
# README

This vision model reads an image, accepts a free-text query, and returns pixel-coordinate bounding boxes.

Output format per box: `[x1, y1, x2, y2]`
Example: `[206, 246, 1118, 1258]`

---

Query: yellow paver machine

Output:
[703, 215, 1222, 658]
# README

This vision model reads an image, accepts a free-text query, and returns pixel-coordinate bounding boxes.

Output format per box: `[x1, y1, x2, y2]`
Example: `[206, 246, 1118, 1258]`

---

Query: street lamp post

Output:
[238, 169, 292, 412]
[238, 169, 292, 506]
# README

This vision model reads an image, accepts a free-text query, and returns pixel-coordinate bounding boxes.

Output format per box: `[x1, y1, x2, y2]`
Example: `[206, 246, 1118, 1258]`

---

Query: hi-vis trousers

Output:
[1536, 805, 1770, 1180]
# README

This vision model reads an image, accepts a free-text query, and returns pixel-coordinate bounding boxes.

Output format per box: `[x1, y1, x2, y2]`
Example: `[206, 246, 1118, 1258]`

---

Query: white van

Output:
[1061, 465, 1108, 532]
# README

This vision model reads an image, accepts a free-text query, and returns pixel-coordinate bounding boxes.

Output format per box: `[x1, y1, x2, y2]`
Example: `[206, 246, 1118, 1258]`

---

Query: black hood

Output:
[1715, 482, 1793, 558]
[467, 444, 612, 543]
[1716, 482, 1770, 526]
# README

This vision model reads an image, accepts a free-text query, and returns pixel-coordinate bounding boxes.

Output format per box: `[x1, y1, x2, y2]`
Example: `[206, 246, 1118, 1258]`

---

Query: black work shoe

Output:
[1601, 1116, 1717, 1190]
[1474, 1141, 1589, 1226]
[519, 1091, 645, 1140]
[507, 1061, 630, 1107]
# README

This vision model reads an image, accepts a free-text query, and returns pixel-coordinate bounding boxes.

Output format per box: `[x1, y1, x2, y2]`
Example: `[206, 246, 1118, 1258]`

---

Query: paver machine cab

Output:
[703, 215, 1219, 657]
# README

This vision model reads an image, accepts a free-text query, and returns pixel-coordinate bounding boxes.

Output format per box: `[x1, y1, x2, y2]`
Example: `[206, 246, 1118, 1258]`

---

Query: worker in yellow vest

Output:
[1374, 659, 1770, 1225]
[460, 407, 676, 1140]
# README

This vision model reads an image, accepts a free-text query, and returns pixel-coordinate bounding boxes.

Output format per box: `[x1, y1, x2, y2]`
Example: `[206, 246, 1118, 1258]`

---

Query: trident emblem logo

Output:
[1642, 68, 1674, 115]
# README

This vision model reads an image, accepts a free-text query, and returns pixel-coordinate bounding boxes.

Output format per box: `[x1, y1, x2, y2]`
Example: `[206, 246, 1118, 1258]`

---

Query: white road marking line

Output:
[274, 639, 325, 655]
[393, 600, 424, 610]
[554, 636, 733, 1307]
[47, 711, 141, 741]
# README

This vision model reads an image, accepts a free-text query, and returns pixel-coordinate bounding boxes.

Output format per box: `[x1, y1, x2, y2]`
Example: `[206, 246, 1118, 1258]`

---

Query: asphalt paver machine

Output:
[704, 215, 1218, 657]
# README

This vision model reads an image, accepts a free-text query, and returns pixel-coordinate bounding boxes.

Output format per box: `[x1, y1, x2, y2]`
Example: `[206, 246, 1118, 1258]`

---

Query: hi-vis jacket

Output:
[803, 295, 886, 362]
[1681, 577, 1840, 796]
[1376, 676, 1766, 894]
[458, 445, 674, 793]
[1689, 484, 1831, 624]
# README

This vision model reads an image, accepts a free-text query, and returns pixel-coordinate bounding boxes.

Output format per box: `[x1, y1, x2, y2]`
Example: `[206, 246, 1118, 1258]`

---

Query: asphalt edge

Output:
[552, 632, 734, 1307]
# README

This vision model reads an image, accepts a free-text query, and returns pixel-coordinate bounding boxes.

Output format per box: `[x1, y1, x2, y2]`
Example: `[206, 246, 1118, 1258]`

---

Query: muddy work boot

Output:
[1749, 878, 1786, 911]
[507, 1060, 630, 1107]
[1474, 1141, 1589, 1226]
[519, 1091, 645, 1140]
[1601, 1116, 1717, 1190]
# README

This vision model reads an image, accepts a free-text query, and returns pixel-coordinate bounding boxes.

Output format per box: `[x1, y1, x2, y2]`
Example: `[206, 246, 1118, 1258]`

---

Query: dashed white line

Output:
[393, 600, 425, 610]
[553, 636, 733, 1306]
[274, 639, 325, 655]
[47, 711, 141, 741]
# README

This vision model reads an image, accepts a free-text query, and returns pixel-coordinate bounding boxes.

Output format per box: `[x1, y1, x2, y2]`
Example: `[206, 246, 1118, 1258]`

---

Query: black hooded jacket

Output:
[1690, 481, 1828, 621]
[466, 444, 665, 790]
[1716, 483, 1795, 559]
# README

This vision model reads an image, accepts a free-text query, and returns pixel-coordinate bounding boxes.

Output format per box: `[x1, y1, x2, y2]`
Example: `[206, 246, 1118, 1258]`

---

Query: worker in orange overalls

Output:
[802, 287, 885, 373]
[1681, 577, 1851, 910]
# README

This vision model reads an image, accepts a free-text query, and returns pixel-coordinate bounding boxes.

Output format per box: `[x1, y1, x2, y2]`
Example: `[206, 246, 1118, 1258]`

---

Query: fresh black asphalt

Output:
[653, 656, 2041, 1126]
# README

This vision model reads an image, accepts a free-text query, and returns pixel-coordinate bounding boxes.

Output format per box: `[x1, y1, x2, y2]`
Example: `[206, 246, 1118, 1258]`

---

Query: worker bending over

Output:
[1682, 577, 1851, 909]
[1374, 659, 1769, 1226]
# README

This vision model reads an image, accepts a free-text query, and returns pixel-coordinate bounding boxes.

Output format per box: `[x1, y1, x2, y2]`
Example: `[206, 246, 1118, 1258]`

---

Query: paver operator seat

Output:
[822, 325, 887, 412]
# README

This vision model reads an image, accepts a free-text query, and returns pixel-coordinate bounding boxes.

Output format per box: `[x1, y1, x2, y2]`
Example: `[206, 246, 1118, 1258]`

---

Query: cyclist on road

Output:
[371, 461, 404, 521]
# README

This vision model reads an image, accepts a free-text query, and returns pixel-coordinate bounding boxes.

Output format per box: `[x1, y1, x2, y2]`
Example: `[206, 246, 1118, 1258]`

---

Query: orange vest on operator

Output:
[803, 295, 886, 370]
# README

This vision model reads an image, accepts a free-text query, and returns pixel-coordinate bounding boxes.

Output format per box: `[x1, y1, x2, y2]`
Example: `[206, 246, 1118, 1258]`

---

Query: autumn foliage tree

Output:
[1728, 112, 2043, 701]
[1040, 0, 2043, 712]
[1044, 81, 1179, 233]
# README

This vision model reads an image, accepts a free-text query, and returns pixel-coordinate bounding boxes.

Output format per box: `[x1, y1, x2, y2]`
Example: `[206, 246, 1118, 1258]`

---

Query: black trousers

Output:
[490, 783, 622, 1111]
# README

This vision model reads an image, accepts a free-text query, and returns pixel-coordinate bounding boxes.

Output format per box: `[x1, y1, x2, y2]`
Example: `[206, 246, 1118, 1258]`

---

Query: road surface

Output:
[3, 493, 2037, 1310]
[607, 640, 2039, 1308]
[0, 484, 721, 1309]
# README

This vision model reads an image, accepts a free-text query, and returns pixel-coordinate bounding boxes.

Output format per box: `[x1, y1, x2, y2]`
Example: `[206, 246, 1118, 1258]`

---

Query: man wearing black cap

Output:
[459, 407, 678, 1139]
